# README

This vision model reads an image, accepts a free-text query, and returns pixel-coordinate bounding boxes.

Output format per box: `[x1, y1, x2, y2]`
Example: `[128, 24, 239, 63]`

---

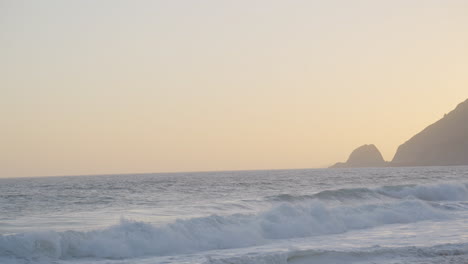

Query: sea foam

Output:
[0, 197, 450, 261]
[205, 243, 468, 264]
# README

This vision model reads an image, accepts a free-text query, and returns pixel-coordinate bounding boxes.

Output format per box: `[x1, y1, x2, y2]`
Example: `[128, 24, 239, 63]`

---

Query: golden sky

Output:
[1, 0, 468, 177]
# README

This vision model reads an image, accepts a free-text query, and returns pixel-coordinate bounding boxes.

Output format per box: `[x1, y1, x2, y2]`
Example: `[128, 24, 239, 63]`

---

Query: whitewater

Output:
[1, 166, 468, 264]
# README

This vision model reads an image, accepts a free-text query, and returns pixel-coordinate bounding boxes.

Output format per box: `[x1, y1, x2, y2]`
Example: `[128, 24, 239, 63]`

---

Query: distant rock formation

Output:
[391, 98, 468, 166]
[331, 144, 387, 168]
[331, 98, 468, 168]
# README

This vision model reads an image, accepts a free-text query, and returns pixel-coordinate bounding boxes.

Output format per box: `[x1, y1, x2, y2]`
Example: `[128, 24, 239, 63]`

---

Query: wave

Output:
[266, 188, 378, 202]
[206, 243, 468, 264]
[377, 183, 468, 201]
[0, 198, 450, 261]
[267, 182, 468, 203]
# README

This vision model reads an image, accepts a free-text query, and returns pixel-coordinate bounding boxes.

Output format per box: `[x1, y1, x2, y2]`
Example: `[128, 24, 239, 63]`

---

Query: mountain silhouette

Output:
[331, 98, 468, 168]
[391, 98, 468, 166]
[330, 144, 387, 168]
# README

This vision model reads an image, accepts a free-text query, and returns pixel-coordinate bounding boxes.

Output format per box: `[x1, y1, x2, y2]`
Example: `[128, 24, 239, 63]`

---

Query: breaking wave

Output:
[267, 182, 468, 203]
[0, 188, 456, 261]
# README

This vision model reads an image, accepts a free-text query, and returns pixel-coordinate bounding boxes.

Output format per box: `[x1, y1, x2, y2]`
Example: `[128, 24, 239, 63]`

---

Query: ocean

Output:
[1, 166, 468, 264]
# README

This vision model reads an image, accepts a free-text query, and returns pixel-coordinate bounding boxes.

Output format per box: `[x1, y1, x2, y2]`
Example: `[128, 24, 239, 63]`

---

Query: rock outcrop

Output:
[391, 99, 468, 166]
[330, 98, 468, 168]
[331, 144, 387, 168]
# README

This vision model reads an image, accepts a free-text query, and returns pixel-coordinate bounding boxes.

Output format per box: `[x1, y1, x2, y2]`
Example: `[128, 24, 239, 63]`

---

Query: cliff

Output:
[391, 99, 468, 166]
[331, 144, 387, 168]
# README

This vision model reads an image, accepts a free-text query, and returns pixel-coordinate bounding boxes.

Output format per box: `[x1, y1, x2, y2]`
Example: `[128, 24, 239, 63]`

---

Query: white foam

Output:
[205, 244, 468, 264]
[0, 198, 449, 261]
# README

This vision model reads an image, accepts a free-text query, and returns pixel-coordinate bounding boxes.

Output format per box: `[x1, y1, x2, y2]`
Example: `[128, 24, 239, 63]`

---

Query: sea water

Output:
[1, 166, 468, 264]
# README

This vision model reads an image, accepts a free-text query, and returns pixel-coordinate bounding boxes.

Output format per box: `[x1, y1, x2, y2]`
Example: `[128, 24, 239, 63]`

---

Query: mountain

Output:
[330, 144, 387, 168]
[330, 98, 468, 168]
[391, 98, 468, 166]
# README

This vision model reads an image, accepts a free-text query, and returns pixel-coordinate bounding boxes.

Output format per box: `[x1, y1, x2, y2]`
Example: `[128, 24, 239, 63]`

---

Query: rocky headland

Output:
[331, 98, 468, 168]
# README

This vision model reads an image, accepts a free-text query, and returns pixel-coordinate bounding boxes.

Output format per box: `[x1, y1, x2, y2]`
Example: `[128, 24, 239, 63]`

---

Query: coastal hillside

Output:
[391, 99, 468, 166]
[331, 98, 468, 168]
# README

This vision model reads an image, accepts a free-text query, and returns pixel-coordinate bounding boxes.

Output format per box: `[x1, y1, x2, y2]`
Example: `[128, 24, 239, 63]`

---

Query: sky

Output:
[1, 0, 468, 178]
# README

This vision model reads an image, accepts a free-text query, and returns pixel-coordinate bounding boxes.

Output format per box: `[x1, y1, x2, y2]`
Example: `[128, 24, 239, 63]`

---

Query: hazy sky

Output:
[1, 0, 468, 178]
